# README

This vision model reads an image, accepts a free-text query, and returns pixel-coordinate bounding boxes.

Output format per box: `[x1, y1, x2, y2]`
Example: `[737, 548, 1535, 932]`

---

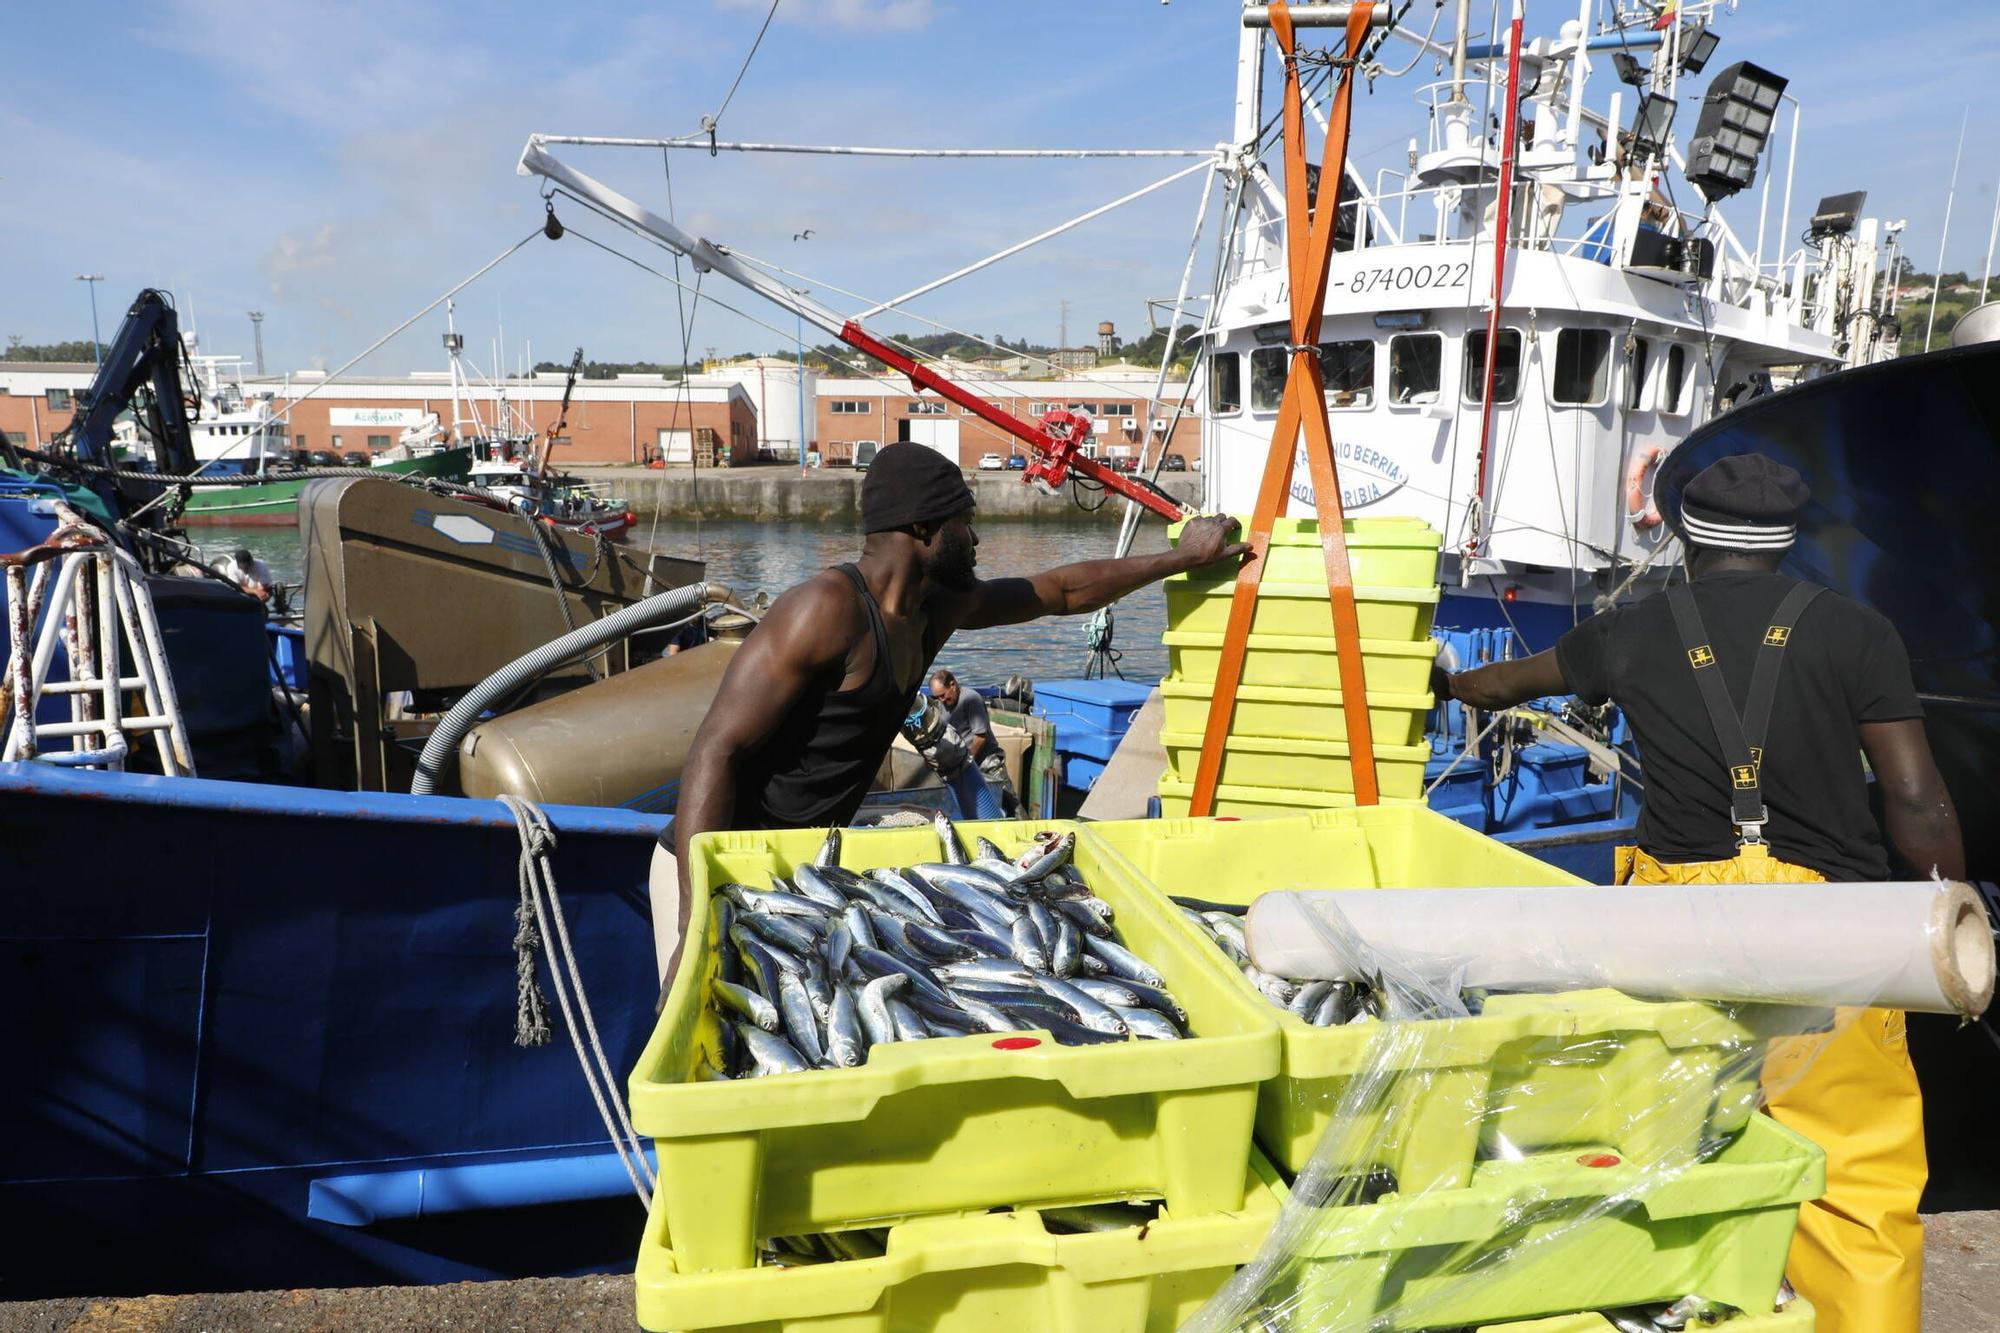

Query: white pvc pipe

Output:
[1247, 881, 1996, 1017]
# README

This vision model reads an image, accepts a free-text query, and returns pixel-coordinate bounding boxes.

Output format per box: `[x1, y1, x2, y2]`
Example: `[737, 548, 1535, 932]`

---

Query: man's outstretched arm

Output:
[674, 578, 852, 893]
[1861, 719, 1965, 880]
[952, 514, 1250, 631]
[1433, 648, 1569, 711]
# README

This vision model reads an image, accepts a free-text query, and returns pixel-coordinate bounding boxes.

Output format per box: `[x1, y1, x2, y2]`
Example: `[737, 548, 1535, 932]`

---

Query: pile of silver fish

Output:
[1178, 906, 1383, 1027]
[703, 815, 1190, 1079]
[759, 1202, 1163, 1266]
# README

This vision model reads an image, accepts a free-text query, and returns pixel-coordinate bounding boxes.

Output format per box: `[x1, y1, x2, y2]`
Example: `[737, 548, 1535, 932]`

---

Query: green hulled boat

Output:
[181, 447, 474, 526]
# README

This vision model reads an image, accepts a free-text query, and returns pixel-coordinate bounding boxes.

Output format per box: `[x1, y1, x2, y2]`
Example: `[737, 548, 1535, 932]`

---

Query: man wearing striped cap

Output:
[1434, 452, 1960, 1332]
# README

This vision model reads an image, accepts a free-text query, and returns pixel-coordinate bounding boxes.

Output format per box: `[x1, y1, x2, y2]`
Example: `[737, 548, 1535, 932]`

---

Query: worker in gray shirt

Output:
[930, 668, 1019, 815]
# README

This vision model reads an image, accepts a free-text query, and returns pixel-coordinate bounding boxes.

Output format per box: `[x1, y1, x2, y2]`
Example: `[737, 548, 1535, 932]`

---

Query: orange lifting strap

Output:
[1188, 0, 1380, 816]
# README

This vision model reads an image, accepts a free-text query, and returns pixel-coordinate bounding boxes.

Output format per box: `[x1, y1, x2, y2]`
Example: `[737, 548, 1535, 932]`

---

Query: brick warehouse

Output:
[3, 360, 1204, 471]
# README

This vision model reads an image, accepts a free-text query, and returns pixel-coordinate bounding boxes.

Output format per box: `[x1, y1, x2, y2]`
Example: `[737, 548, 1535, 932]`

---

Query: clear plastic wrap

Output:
[1170, 883, 1909, 1333]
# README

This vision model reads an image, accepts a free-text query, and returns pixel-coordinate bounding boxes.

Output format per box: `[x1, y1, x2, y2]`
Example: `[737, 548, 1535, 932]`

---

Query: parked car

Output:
[1109, 455, 1139, 473]
[853, 441, 879, 472]
[1006, 455, 1028, 470]
[978, 453, 1005, 471]
[307, 450, 339, 468]
[341, 451, 369, 468]
[1162, 454, 1187, 472]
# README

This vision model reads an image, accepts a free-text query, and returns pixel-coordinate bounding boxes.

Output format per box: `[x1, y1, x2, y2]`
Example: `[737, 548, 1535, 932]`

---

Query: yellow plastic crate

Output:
[1154, 779, 1406, 819]
[633, 820, 1283, 1272]
[1171, 515, 1442, 589]
[1159, 730, 1432, 800]
[1164, 630, 1439, 693]
[1478, 1303, 1813, 1333]
[1164, 580, 1441, 642]
[1091, 810, 1770, 1185]
[634, 1157, 1282, 1332]
[1258, 1115, 1822, 1330]
[1159, 679, 1434, 747]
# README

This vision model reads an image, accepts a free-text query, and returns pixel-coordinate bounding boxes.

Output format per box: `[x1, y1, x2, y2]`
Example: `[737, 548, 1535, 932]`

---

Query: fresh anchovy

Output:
[825, 921, 854, 976]
[970, 856, 1020, 881]
[851, 945, 957, 1008]
[859, 975, 904, 1045]
[947, 927, 1018, 959]
[714, 978, 781, 1031]
[840, 902, 879, 954]
[868, 867, 946, 924]
[1030, 976, 1128, 1035]
[814, 825, 842, 868]
[1083, 934, 1165, 987]
[902, 920, 979, 964]
[730, 925, 800, 995]
[1111, 978, 1188, 1024]
[826, 985, 868, 1067]
[974, 836, 1007, 861]
[789, 866, 850, 911]
[937, 958, 1033, 984]
[1013, 831, 1075, 881]
[1009, 917, 1049, 971]
[738, 1022, 810, 1076]
[1312, 984, 1357, 1027]
[1051, 918, 1082, 977]
[1120, 1007, 1184, 1041]
[887, 997, 928, 1043]
[737, 888, 831, 918]
[739, 909, 824, 957]
[953, 982, 1082, 1027]
[1025, 900, 1056, 951]
[1070, 977, 1141, 1008]
[1052, 898, 1113, 939]
[933, 809, 970, 865]
[802, 957, 835, 1021]
[940, 989, 1024, 1034]
[1038, 1012, 1125, 1045]
[778, 969, 826, 1065]
[1246, 967, 1301, 1008]
[712, 898, 742, 985]
[1288, 980, 1335, 1019]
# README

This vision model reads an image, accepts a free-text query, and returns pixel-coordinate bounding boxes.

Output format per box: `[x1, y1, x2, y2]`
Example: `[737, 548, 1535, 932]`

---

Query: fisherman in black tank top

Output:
[652, 443, 1246, 962]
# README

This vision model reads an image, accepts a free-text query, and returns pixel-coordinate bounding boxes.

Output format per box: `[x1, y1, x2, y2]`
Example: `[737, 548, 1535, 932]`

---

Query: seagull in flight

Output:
[793, 229, 814, 241]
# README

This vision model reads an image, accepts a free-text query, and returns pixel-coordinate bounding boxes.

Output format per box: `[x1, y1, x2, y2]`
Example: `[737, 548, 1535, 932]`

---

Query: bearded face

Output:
[924, 514, 979, 590]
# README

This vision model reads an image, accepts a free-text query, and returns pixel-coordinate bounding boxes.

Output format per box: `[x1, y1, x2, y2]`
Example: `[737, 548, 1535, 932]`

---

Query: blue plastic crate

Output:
[1062, 754, 1109, 791]
[1047, 720, 1124, 764]
[1033, 679, 1153, 735]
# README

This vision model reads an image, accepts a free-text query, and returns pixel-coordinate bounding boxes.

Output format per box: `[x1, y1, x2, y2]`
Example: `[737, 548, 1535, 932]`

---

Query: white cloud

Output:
[718, 0, 938, 33]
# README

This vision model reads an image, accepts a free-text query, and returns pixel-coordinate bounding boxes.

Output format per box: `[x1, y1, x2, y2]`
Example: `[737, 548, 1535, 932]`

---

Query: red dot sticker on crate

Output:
[992, 1037, 1041, 1051]
[1578, 1153, 1622, 1168]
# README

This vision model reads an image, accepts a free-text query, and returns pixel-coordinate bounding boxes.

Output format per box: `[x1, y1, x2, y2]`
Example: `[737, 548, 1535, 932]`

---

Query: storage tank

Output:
[704, 357, 818, 462]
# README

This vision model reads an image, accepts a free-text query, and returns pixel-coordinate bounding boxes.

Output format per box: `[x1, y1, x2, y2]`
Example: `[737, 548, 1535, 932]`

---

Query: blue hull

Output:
[1, 763, 667, 1296]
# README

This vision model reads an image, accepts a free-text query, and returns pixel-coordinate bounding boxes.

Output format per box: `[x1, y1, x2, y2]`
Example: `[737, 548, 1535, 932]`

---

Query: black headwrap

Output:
[861, 443, 975, 534]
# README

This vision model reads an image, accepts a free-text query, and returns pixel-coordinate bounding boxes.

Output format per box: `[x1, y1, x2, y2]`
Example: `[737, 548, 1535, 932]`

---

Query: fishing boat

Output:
[179, 445, 474, 525]
[466, 454, 637, 539]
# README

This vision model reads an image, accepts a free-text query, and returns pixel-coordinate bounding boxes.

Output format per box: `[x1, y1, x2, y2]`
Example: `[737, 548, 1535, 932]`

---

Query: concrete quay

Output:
[570, 465, 1203, 524]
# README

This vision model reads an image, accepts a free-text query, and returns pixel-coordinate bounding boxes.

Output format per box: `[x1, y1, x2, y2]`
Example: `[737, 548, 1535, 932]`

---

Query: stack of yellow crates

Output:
[1157, 516, 1443, 818]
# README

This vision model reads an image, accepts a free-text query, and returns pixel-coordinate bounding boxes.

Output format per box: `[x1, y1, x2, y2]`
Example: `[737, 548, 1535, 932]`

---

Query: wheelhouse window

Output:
[1551, 328, 1611, 406]
[1208, 351, 1242, 415]
[1661, 344, 1690, 415]
[1388, 333, 1443, 405]
[1319, 339, 1374, 409]
[1462, 329, 1523, 405]
[1249, 347, 1287, 412]
[1624, 336, 1652, 411]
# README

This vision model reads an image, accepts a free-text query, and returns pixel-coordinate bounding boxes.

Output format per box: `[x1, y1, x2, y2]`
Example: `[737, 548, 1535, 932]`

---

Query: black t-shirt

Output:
[1555, 572, 1923, 882]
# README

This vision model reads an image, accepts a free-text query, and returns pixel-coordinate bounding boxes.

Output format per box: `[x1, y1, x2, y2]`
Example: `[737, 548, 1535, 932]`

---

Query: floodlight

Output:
[1612, 52, 1648, 86]
[1685, 60, 1788, 202]
[1631, 93, 1678, 158]
[1809, 191, 1868, 239]
[1681, 26, 1721, 74]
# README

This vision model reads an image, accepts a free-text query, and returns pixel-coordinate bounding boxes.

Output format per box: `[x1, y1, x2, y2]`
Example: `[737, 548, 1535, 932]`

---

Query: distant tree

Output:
[4, 337, 100, 362]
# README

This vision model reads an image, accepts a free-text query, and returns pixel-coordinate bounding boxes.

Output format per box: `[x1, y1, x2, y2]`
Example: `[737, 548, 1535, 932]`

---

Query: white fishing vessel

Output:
[115, 336, 290, 475]
[1198, 0, 1906, 641]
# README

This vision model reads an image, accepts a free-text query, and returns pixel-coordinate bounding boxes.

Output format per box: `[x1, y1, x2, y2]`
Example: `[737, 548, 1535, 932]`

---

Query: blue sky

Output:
[5, 0, 1997, 376]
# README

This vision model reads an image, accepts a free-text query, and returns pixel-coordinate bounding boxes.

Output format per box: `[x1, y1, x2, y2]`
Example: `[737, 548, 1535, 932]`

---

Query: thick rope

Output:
[499, 795, 656, 1206]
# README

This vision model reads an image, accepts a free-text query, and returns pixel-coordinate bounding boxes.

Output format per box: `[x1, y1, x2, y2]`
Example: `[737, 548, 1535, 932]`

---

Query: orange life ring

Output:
[1626, 445, 1664, 529]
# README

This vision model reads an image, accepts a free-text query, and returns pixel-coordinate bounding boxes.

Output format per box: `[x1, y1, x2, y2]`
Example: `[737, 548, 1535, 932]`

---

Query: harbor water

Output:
[192, 517, 1174, 685]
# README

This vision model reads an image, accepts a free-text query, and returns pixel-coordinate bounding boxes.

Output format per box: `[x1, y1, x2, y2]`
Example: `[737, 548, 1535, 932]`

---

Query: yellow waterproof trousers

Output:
[1616, 845, 1926, 1333]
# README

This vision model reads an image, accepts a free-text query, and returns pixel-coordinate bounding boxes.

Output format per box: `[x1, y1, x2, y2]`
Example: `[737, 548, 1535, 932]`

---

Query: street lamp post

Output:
[794, 300, 810, 477]
[75, 274, 105, 367]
